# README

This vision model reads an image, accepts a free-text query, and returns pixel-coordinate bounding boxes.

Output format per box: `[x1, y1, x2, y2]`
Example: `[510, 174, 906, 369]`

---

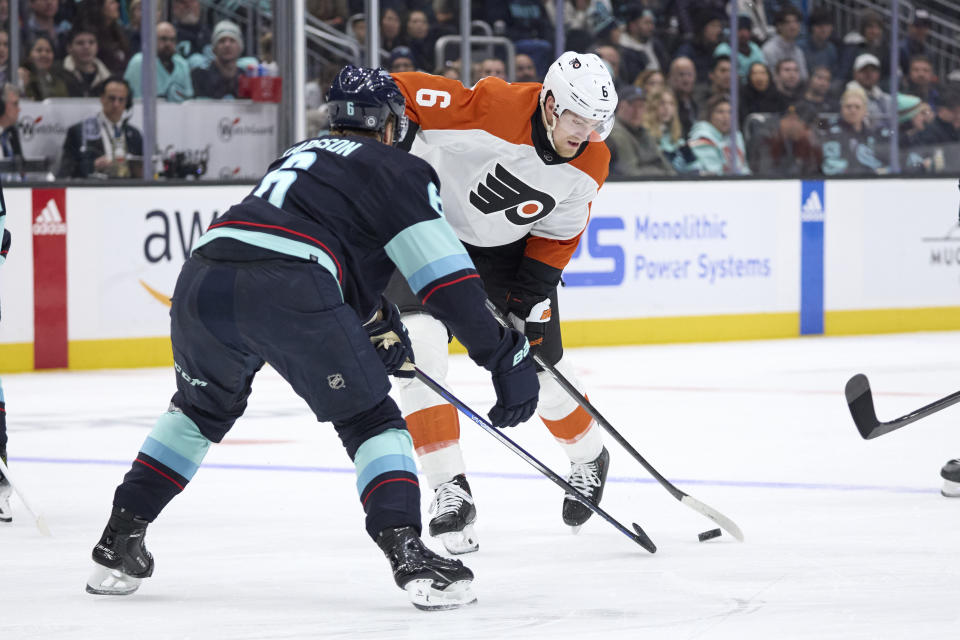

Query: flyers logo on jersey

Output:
[469, 164, 557, 226]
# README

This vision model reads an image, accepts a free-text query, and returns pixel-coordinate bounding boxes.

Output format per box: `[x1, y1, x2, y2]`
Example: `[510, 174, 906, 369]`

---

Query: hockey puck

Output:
[698, 528, 722, 542]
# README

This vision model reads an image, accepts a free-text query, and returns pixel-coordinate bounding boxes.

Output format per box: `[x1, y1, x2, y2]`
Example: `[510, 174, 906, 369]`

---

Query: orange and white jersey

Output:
[392, 72, 609, 272]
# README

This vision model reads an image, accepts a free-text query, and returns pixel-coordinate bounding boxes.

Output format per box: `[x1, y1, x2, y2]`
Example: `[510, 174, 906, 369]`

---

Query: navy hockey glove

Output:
[485, 327, 539, 428]
[0, 229, 10, 265]
[505, 290, 551, 355]
[365, 299, 415, 378]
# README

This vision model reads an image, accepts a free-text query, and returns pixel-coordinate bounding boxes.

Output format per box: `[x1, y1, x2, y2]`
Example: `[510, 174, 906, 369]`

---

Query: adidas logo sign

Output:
[800, 190, 824, 222]
[32, 199, 66, 235]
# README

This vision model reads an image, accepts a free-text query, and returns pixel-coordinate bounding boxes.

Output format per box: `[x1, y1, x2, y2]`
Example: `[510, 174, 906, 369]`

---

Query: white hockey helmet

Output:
[540, 51, 618, 141]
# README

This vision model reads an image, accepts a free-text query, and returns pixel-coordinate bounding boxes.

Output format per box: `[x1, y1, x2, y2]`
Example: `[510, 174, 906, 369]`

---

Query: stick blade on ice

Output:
[845, 373, 880, 439]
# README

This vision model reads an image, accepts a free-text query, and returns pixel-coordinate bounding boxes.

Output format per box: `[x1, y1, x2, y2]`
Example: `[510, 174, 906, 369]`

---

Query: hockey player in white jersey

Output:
[385, 52, 617, 553]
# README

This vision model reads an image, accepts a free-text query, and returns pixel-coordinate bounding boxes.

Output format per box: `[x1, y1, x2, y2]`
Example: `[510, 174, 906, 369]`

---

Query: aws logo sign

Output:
[140, 209, 219, 306]
[565, 216, 625, 287]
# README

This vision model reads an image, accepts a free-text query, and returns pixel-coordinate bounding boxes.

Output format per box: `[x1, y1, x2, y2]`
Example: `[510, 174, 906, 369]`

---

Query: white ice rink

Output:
[1, 331, 959, 639]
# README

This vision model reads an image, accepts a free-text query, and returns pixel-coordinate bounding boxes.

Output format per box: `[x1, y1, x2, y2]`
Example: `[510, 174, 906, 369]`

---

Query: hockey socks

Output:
[113, 408, 211, 521]
[353, 428, 421, 540]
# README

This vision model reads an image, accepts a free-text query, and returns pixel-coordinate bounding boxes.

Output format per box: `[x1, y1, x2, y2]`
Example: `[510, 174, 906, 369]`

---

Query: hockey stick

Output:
[0, 456, 51, 536]
[845, 373, 960, 440]
[412, 366, 656, 553]
[485, 300, 744, 542]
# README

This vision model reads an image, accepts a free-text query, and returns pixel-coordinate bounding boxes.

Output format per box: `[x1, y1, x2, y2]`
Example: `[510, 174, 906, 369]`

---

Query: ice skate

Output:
[941, 459, 960, 498]
[0, 450, 11, 523]
[86, 506, 154, 595]
[377, 525, 477, 610]
[428, 475, 478, 554]
[562, 447, 610, 533]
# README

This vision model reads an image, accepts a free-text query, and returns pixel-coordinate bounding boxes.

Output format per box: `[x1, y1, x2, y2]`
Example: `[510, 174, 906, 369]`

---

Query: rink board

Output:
[0, 178, 958, 371]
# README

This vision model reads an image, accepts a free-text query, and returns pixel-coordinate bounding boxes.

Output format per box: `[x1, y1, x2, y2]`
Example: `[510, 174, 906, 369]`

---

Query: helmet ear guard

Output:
[540, 52, 618, 141]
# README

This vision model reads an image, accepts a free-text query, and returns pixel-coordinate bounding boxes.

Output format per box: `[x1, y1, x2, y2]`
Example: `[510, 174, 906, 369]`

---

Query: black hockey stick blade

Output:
[632, 523, 657, 553]
[845, 373, 960, 440]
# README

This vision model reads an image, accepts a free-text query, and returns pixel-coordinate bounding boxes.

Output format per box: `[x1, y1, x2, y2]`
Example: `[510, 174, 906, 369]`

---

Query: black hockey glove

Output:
[505, 290, 550, 356]
[0, 228, 10, 265]
[485, 327, 539, 428]
[365, 299, 415, 378]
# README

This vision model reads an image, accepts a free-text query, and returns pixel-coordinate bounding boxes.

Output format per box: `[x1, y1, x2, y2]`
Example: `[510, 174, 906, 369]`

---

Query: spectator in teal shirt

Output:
[124, 21, 194, 102]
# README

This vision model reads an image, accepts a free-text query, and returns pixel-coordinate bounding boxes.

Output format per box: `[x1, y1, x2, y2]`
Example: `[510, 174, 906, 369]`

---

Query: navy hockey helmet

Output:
[326, 65, 408, 144]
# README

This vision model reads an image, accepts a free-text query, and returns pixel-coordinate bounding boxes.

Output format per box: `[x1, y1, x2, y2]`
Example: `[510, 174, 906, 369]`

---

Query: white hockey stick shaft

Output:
[0, 456, 51, 536]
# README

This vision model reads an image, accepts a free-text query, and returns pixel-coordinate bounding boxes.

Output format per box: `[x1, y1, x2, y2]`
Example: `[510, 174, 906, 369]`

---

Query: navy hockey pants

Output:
[113, 256, 421, 540]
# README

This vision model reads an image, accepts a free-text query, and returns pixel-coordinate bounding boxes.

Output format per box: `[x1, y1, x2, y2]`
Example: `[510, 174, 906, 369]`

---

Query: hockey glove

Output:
[506, 291, 551, 355]
[485, 327, 539, 428]
[0, 229, 10, 266]
[365, 299, 415, 378]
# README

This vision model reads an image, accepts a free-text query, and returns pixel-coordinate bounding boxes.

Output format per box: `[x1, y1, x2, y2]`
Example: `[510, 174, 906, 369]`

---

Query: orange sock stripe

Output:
[405, 404, 460, 452]
[541, 404, 593, 443]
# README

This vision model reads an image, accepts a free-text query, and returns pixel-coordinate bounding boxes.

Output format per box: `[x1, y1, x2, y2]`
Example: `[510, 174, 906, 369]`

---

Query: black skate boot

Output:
[428, 475, 478, 554]
[85, 506, 154, 595]
[562, 447, 610, 532]
[0, 449, 11, 523]
[941, 459, 960, 498]
[377, 525, 477, 610]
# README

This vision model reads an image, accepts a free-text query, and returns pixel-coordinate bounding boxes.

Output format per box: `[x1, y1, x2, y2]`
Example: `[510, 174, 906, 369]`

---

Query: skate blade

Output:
[405, 578, 477, 611]
[569, 525, 582, 535]
[437, 524, 479, 555]
[85, 565, 143, 595]
[942, 478, 960, 498]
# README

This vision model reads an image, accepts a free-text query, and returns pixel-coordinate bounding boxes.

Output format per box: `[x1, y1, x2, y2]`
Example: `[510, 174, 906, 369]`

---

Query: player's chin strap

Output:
[540, 96, 561, 153]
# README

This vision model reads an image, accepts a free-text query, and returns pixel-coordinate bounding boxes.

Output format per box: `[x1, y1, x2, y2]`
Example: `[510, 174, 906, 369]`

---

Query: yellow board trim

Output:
[3, 307, 960, 372]
[68, 337, 173, 370]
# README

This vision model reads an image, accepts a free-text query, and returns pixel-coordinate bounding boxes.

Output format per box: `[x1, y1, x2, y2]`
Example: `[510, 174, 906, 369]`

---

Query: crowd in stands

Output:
[1, 0, 959, 180]
[309, 0, 960, 179]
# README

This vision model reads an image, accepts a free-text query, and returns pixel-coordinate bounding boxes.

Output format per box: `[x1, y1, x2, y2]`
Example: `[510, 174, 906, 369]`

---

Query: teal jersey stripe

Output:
[405, 253, 476, 293]
[145, 411, 211, 467]
[193, 227, 342, 300]
[141, 436, 200, 480]
[384, 219, 470, 282]
[355, 454, 419, 493]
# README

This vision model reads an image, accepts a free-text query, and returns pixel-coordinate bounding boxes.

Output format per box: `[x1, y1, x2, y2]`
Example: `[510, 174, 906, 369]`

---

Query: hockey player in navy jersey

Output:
[0, 182, 10, 523]
[84, 66, 539, 611]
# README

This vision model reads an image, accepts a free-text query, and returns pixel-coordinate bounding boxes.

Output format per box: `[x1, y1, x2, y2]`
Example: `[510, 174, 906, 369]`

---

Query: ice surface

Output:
[1, 332, 958, 639]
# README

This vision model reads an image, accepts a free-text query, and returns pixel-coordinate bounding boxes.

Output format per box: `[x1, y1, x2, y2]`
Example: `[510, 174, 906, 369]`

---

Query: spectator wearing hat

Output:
[840, 10, 889, 83]
[387, 46, 416, 73]
[798, 65, 839, 114]
[692, 54, 731, 115]
[674, 9, 725, 84]
[902, 54, 940, 110]
[63, 26, 112, 97]
[821, 86, 885, 176]
[618, 5, 668, 72]
[748, 103, 823, 176]
[688, 94, 750, 175]
[847, 53, 892, 127]
[124, 21, 194, 103]
[191, 20, 244, 99]
[899, 9, 937, 78]
[607, 86, 674, 177]
[802, 8, 840, 80]
[713, 15, 766, 80]
[762, 6, 808, 84]
[898, 93, 934, 151]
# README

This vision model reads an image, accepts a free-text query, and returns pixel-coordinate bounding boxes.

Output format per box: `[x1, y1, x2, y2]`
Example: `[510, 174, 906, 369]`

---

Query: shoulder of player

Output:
[568, 140, 611, 187]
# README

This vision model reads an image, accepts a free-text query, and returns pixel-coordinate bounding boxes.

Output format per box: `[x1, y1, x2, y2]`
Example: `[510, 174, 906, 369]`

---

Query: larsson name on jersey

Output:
[283, 137, 363, 159]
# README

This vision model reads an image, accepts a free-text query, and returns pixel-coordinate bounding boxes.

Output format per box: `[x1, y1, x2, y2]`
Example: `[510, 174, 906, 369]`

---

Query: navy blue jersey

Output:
[193, 135, 503, 367]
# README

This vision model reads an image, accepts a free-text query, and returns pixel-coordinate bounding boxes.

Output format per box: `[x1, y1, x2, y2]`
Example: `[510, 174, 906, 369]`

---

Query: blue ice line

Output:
[10, 456, 939, 495]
